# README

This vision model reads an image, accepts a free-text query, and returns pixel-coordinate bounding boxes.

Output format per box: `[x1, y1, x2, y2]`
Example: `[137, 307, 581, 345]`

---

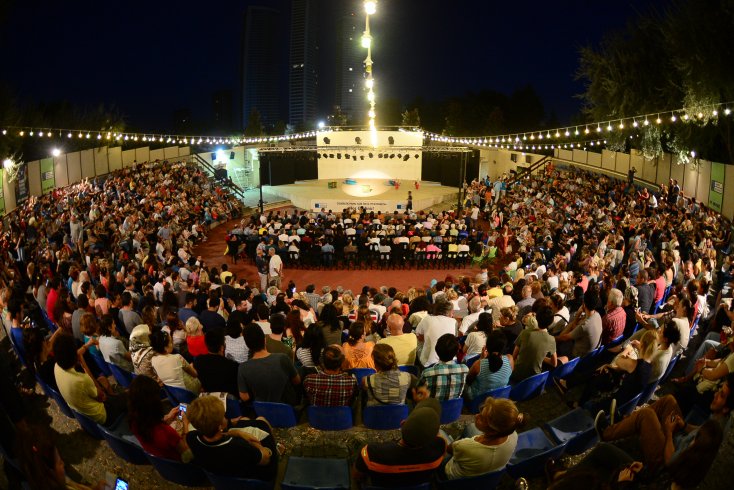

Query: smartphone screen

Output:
[177, 403, 187, 420]
[114, 478, 129, 490]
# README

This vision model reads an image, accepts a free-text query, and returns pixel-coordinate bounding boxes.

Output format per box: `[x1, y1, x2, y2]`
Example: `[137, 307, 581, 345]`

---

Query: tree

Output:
[577, 0, 734, 163]
[244, 108, 264, 136]
[401, 108, 421, 127]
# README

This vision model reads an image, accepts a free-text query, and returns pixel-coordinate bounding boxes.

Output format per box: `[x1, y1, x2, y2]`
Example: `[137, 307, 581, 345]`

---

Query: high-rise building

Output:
[212, 89, 234, 132]
[289, 0, 318, 128]
[335, 1, 365, 125]
[241, 6, 282, 130]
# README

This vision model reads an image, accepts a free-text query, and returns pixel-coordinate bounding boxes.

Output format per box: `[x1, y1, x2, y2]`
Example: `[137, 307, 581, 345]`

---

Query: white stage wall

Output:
[316, 130, 423, 181]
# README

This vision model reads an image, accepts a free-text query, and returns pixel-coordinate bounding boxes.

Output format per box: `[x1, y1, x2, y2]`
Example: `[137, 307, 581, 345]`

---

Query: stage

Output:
[263, 179, 459, 212]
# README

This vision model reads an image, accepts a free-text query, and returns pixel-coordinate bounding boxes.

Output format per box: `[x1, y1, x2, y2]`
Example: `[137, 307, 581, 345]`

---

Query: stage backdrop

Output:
[316, 130, 423, 181]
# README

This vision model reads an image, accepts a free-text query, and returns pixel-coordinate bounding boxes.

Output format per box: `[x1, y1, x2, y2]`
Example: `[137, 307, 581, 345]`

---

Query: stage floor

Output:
[263, 180, 459, 212]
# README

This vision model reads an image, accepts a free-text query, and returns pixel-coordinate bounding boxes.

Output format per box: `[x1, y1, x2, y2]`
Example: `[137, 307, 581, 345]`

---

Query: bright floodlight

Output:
[52, 148, 61, 157]
[216, 149, 226, 162]
[364, 1, 377, 15]
[318, 121, 326, 129]
[361, 33, 372, 48]
[3, 158, 12, 169]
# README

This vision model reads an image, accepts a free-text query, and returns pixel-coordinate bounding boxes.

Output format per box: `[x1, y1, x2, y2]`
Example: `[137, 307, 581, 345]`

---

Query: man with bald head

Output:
[378, 312, 417, 366]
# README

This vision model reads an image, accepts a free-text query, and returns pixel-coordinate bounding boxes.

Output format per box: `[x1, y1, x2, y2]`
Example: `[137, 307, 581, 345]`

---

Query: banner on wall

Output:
[0, 168, 5, 215]
[14, 163, 28, 204]
[709, 162, 724, 213]
[40, 158, 55, 194]
[311, 198, 404, 213]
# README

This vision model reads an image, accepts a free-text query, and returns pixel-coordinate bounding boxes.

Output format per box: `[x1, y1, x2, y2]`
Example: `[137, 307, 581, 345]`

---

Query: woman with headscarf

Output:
[129, 324, 161, 384]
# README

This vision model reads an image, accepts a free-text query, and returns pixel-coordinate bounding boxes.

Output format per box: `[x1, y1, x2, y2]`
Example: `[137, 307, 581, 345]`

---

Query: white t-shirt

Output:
[445, 431, 518, 479]
[269, 254, 283, 277]
[416, 314, 457, 366]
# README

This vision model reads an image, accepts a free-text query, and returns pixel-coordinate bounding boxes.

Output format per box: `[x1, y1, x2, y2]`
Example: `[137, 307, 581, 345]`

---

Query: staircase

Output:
[508, 156, 552, 187]
[191, 154, 248, 202]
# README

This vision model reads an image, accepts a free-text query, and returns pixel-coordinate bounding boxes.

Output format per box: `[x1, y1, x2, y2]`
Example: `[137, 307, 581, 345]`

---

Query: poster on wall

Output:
[40, 158, 55, 194]
[709, 162, 724, 213]
[0, 168, 5, 215]
[14, 163, 28, 204]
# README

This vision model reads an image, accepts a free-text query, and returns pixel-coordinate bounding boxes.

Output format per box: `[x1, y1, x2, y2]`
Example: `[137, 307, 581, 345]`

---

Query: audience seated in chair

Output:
[303, 345, 358, 407]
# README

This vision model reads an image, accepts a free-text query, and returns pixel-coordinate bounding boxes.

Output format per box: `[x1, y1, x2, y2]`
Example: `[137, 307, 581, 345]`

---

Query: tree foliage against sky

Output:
[577, 0, 734, 163]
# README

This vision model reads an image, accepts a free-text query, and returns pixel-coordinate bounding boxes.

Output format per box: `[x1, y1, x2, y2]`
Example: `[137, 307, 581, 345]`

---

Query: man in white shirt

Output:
[416, 299, 457, 367]
[268, 247, 283, 288]
[459, 296, 483, 335]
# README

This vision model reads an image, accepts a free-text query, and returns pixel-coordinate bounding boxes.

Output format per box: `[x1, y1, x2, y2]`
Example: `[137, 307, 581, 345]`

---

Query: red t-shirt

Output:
[187, 335, 208, 357]
[132, 422, 182, 461]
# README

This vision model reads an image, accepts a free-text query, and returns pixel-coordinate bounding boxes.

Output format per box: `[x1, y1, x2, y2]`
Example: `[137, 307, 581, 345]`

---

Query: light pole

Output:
[363, 1, 378, 146]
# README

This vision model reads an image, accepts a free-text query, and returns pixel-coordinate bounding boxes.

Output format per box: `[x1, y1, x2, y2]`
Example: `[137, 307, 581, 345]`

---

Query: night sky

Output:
[1, 0, 666, 132]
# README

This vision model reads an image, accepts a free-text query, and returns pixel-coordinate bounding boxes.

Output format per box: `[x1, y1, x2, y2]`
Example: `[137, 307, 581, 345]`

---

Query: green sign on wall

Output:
[41, 158, 55, 194]
[710, 162, 725, 213]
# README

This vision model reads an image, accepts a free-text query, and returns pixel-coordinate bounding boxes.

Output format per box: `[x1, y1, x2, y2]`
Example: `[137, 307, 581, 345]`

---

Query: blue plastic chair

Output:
[204, 470, 273, 490]
[107, 363, 134, 388]
[617, 393, 642, 419]
[546, 357, 580, 390]
[510, 371, 548, 402]
[436, 468, 505, 489]
[281, 456, 350, 490]
[606, 334, 626, 349]
[463, 355, 480, 368]
[349, 368, 377, 387]
[145, 452, 209, 486]
[468, 385, 511, 414]
[660, 353, 680, 384]
[507, 427, 566, 479]
[71, 409, 104, 439]
[225, 397, 242, 419]
[398, 365, 418, 376]
[45, 385, 75, 418]
[308, 406, 353, 430]
[89, 351, 112, 377]
[575, 346, 604, 375]
[439, 398, 464, 424]
[544, 408, 598, 455]
[163, 384, 197, 405]
[97, 424, 149, 465]
[637, 381, 659, 406]
[653, 298, 665, 314]
[253, 401, 298, 428]
[363, 404, 409, 430]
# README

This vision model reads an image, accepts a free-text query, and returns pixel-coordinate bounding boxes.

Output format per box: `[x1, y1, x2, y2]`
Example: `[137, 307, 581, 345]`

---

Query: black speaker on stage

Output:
[211, 153, 216, 161]
[230, 151, 235, 159]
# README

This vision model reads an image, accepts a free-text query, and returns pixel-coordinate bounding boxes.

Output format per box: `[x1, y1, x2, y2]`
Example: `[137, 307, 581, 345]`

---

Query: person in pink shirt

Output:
[653, 266, 667, 304]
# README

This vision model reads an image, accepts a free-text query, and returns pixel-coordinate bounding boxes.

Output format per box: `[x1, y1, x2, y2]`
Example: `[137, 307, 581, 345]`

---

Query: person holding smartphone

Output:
[128, 375, 191, 462]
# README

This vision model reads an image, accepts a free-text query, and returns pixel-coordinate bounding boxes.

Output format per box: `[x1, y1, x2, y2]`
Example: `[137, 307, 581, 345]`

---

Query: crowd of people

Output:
[1, 154, 734, 488]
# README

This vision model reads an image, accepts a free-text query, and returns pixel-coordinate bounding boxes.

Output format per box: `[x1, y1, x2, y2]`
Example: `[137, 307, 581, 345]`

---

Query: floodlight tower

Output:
[362, 1, 378, 146]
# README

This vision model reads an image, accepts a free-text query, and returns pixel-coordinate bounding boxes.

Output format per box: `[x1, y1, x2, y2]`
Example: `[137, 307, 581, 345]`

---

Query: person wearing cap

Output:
[443, 396, 525, 479]
[354, 398, 447, 487]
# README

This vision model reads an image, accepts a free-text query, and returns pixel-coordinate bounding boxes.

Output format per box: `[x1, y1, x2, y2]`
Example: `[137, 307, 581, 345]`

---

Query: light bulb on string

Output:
[713, 110, 718, 116]
[565, 130, 570, 137]
[583, 127, 588, 134]
[644, 119, 650, 126]
[606, 123, 612, 131]
[632, 120, 638, 127]
[619, 122, 624, 129]
[656, 116, 662, 124]
[725, 108, 731, 115]
[671, 113, 677, 122]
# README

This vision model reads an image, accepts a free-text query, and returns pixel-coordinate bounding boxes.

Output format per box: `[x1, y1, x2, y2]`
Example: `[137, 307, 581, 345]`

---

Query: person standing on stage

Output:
[407, 191, 413, 212]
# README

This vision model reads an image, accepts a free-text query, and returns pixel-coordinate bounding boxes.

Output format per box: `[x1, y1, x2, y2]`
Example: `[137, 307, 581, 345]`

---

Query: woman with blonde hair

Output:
[185, 317, 208, 357]
[341, 293, 354, 316]
[443, 397, 525, 479]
